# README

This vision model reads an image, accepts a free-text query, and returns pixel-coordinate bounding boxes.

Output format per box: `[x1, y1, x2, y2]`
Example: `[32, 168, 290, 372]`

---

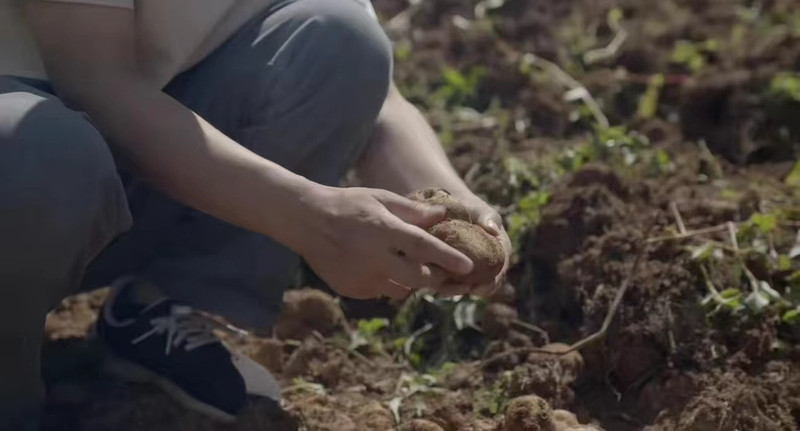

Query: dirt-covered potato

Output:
[407, 188, 505, 284]
[429, 219, 505, 284]
[407, 187, 472, 222]
[504, 395, 556, 431]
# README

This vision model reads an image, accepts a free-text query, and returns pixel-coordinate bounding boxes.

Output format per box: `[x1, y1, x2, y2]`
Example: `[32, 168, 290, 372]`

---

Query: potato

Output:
[408, 188, 505, 284]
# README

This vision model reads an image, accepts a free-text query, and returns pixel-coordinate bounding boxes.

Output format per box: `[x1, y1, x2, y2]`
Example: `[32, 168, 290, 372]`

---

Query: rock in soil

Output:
[504, 395, 556, 431]
[273, 288, 344, 340]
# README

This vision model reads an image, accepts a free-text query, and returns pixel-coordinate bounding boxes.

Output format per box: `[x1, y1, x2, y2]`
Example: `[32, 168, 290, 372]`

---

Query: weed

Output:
[670, 39, 719, 73]
[770, 73, 800, 102]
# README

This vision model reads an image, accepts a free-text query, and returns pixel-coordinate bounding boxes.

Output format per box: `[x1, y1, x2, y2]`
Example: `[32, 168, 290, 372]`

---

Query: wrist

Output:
[258, 172, 327, 255]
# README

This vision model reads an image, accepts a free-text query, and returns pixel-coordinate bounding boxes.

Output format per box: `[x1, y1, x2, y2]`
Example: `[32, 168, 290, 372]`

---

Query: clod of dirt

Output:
[273, 288, 345, 340]
[482, 303, 518, 337]
[551, 410, 579, 429]
[398, 419, 445, 431]
[408, 187, 472, 222]
[252, 338, 284, 373]
[429, 219, 505, 284]
[353, 401, 394, 430]
[504, 395, 556, 431]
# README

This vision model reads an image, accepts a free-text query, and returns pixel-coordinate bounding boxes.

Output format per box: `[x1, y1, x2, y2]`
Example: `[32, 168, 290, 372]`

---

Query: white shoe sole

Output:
[102, 354, 238, 423]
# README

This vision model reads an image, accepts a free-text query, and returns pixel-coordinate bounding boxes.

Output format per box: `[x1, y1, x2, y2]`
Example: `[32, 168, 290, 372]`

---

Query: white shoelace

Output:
[131, 305, 220, 355]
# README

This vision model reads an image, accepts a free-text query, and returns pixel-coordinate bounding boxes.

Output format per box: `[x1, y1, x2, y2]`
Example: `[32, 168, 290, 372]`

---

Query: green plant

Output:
[636, 74, 665, 119]
[508, 191, 550, 250]
[349, 318, 390, 351]
[770, 73, 800, 102]
[670, 39, 719, 73]
[435, 66, 486, 107]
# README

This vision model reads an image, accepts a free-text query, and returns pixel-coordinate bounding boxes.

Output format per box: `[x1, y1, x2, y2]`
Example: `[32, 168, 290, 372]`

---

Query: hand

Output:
[438, 191, 512, 297]
[296, 186, 474, 299]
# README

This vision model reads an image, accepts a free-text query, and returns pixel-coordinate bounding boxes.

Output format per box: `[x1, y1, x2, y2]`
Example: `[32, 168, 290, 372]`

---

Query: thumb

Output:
[376, 192, 447, 228]
[478, 213, 501, 236]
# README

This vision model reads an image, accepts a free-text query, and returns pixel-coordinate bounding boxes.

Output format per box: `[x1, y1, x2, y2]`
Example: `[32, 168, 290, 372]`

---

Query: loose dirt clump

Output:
[504, 395, 556, 431]
[646, 365, 800, 431]
[273, 288, 344, 341]
[482, 303, 519, 337]
[252, 338, 285, 374]
[506, 344, 584, 408]
[398, 419, 446, 431]
[352, 401, 394, 430]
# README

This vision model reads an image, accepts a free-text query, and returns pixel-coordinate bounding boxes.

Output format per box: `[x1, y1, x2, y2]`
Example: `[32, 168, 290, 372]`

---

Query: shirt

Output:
[0, 0, 378, 80]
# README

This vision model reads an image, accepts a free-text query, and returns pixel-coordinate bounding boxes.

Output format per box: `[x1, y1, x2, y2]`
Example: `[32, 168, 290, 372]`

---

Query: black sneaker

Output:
[95, 283, 247, 422]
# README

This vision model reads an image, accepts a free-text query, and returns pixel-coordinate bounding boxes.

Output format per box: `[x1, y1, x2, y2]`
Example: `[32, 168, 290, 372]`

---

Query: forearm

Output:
[356, 86, 472, 198]
[61, 74, 315, 251]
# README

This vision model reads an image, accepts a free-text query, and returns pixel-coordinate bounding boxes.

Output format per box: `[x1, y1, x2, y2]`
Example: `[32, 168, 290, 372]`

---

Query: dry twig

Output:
[479, 243, 648, 369]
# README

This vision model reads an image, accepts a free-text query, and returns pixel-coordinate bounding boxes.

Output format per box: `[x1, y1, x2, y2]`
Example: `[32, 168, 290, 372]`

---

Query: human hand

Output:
[296, 186, 474, 299]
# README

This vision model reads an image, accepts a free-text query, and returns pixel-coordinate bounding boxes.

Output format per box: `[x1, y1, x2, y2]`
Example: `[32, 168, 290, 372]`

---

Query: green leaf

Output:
[690, 243, 716, 261]
[636, 74, 665, 119]
[785, 161, 800, 186]
[607, 7, 623, 27]
[778, 254, 793, 271]
[748, 213, 777, 233]
[782, 308, 800, 324]
[744, 291, 770, 312]
[770, 72, 800, 102]
[357, 318, 389, 337]
[720, 288, 742, 299]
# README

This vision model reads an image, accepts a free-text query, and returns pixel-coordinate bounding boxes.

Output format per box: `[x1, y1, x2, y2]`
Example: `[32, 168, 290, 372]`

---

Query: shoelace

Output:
[131, 305, 221, 355]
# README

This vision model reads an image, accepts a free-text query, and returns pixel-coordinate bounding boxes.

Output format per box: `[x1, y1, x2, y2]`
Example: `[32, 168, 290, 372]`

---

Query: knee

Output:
[267, 0, 393, 120]
[0, 92, 131, 253]
[313, 0, 393, 102]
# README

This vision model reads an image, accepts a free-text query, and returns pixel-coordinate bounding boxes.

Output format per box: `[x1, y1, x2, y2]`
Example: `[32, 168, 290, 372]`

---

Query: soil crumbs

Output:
[41, 0, 800, 429]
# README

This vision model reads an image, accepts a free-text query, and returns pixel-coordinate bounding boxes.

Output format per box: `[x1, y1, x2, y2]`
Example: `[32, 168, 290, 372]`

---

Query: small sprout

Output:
[690, 243, 722, 262]
[636, 74, 665, 120]
[358, 318, 390, 336]
[748, 213, 777, 233]
[782, 308, 800, 325]
[770, 73, 800, 103]
[785, 160, 800, 187]
[778, 254, 792, 271]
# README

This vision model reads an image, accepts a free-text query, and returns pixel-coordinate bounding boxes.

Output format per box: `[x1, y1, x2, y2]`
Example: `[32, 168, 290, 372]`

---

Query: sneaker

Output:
[95, 283, 247, 422]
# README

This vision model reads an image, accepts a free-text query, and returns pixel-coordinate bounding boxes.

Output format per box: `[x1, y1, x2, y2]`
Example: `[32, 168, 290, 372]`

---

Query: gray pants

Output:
[0, 0, 391, 426]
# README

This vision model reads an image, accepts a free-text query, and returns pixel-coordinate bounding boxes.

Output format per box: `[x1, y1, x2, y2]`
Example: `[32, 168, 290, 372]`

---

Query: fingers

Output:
[375, 191, 446, 229]
[376, 279, 414, 299]
[477, 212, 502, 236]
[387, 259, 447, 291]
[389, 221, 474, 275]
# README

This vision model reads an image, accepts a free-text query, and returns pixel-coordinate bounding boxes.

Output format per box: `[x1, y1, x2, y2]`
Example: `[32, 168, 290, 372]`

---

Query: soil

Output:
[39, 0, 800, 430]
